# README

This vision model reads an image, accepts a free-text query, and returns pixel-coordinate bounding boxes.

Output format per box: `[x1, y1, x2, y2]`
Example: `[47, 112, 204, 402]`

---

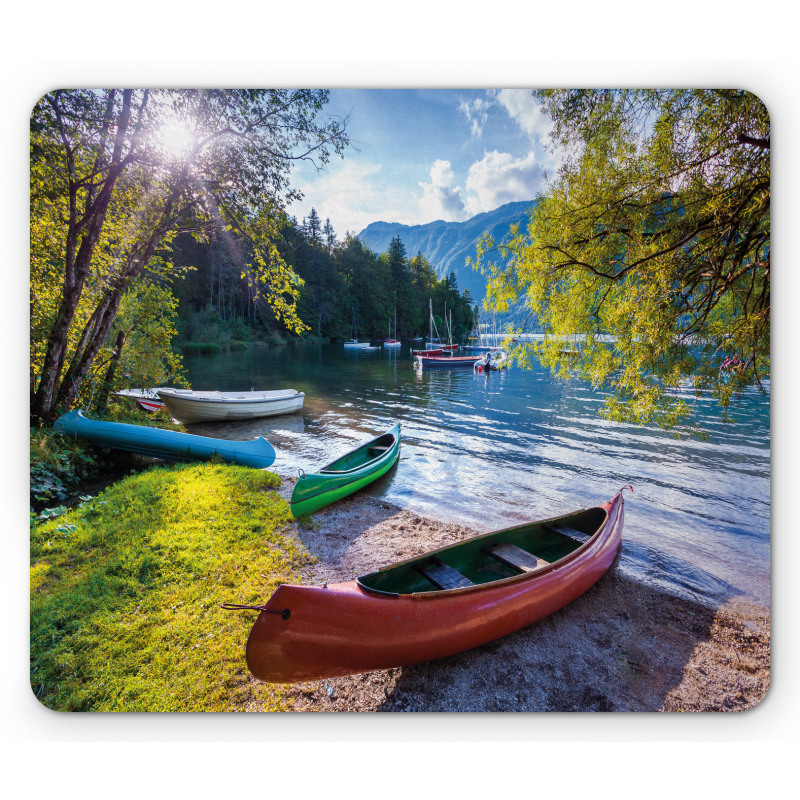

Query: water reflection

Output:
[182, 342, 770, 606]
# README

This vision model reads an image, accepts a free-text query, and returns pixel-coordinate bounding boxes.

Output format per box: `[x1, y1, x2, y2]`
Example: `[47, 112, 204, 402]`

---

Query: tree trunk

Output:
[30, 90, 136, 424]
[95, 329, 126, 414]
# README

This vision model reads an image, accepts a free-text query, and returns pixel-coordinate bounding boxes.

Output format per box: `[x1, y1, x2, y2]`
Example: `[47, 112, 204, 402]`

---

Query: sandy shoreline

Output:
[256, 479, 770, 713]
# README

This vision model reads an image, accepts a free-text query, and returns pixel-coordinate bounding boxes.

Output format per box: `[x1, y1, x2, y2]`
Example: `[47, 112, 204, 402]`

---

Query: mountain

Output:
[356, 199, 537, 302]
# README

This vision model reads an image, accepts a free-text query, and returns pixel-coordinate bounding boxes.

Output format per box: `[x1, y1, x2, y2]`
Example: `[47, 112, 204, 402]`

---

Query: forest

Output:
[170, 207, 477, 348]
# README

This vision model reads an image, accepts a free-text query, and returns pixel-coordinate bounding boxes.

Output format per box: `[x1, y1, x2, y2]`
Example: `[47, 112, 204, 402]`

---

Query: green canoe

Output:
[290, 424, 401, 517]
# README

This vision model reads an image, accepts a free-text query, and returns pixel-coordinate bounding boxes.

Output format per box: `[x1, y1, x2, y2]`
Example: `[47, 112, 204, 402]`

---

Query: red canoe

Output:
[243, 490, 627, 683]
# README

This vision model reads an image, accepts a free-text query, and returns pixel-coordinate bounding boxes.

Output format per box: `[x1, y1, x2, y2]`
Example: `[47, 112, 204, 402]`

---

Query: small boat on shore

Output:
[112, 388, 169, 413]
[241, 489, 628, 682]
[53, 410, 276, 468]
[290, 424, 401, 517]
[157, 388, 304, 424]
[416, 354, 482, 368]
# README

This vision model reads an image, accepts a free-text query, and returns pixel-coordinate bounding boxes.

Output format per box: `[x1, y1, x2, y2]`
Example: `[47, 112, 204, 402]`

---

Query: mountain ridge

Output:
[356, 199, 537, 301]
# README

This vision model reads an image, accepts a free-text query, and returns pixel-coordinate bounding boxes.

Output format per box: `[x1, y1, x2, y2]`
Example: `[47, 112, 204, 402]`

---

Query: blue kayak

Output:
[53, 410, 276, 469]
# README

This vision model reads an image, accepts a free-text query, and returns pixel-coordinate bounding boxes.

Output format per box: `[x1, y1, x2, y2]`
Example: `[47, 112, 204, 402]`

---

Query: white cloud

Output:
[495, 89, 553, 141]
[459, 96, 493, 137]
[291, 160, 393, 235]
[463, 150, 546, 216]
[418, 159, 468, 222]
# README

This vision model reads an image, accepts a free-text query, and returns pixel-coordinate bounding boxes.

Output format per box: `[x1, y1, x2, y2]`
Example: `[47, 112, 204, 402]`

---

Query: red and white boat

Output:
[415, 300, 459, 356]
[411, 347, 443, 357]
[241, 490, 628, 683]
[112, 388, 169, 413]
[384, 310, 401, 347]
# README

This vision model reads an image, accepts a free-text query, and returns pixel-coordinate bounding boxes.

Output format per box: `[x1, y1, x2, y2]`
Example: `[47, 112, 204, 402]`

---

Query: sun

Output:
[156, 121, 195, 159]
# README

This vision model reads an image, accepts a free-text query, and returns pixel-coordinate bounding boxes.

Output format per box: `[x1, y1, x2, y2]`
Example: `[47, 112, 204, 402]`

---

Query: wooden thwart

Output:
[486, 542, 549, 573]
[417, 559, 474, 590]
[545, 524, 591, 544]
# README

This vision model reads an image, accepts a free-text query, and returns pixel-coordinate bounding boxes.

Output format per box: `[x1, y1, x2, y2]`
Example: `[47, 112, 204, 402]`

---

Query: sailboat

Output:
[412, 299, 447, 356]
[463, 309, 492, 353]
[438, 302, 458, 352]
[384, 308, 401, 347]
[413, 300, 457, 357]
[344, 305, 372, 349]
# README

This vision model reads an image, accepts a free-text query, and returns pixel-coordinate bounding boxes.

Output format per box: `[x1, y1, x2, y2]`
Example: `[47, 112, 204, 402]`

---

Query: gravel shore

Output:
[257, 481, 770, 713]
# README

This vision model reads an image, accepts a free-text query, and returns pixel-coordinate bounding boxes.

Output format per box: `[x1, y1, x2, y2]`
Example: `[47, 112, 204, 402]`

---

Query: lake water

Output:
[183, 342, 771, 608]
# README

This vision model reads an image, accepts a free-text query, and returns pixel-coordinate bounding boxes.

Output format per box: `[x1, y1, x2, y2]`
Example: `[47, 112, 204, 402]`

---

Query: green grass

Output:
[30, 463, 313, 712]
[31, 404, 185, 508]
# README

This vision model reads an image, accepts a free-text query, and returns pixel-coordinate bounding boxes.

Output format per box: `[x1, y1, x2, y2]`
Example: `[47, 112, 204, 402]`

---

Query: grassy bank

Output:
[30, 462, 312, 711]
[30, 405, 184, 509]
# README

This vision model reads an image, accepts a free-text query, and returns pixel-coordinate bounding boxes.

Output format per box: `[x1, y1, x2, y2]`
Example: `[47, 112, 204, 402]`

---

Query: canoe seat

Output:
[368, 446, 391, 454]
[545, 524, 591, 544]
[485, 542, 549, 573]
[417, 558, 474, 590]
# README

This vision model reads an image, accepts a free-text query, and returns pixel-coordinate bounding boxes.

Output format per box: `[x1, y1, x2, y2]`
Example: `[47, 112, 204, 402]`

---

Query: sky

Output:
[288, 89, 559, 237]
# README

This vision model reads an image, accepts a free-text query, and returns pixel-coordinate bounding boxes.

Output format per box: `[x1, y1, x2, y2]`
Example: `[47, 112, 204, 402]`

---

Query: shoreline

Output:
[262, 479, 770, 712]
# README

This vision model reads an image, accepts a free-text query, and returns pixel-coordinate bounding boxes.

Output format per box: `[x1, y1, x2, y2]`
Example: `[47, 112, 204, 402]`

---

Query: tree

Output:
[305, 207, 322, 247]
[30, 89, 348, 423]
[323, 217, 336, 253]
[478, 90, 769, 431]
[384, 236, 413, 336]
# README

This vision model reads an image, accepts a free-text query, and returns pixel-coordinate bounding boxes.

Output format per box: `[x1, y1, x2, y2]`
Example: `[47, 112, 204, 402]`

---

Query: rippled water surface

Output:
[184, 343, 771, 606]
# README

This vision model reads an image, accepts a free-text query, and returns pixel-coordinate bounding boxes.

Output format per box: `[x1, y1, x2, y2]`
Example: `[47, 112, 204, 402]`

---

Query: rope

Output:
[71, 375, 83, 410]
[619, 484, 634, 495]
[220, 603, 290, 620]
[70, 374, 98, 412]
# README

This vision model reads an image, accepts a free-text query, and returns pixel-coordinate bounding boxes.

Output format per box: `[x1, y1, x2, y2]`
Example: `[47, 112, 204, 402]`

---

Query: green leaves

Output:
[479, 90, 769, 433]
[31, 90, 350, 422]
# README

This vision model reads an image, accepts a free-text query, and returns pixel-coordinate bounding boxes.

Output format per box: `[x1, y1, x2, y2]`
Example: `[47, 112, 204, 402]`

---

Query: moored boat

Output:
[422, 299, 458, 355]
[53, 410, 276, 468]
[384, 310, 401, 347]
[411, 347, 443, 357]
[415, 354, 482, 368]
[344, 305, 371, 348]
[241, 489, 629, 682]
[157, 388, 304, 424]
[432, 343, 459, 352]
[290, 424, 401, 517]
[474, 349, 509, 371]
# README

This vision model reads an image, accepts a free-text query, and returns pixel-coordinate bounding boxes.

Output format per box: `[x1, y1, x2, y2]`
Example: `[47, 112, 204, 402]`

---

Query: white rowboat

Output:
[157, 388, 305, 424]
